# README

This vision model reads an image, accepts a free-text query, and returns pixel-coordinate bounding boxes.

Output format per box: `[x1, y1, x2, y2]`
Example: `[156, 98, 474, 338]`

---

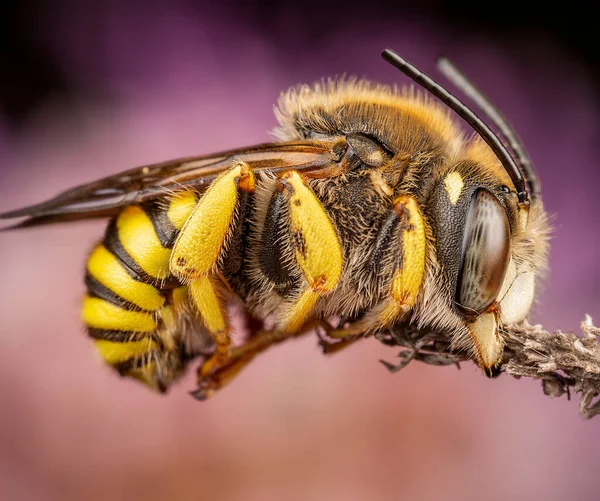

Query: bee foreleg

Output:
[276, 170, 343, 333]
[169, 161, 255, 376]
[328, 195, 426, 338]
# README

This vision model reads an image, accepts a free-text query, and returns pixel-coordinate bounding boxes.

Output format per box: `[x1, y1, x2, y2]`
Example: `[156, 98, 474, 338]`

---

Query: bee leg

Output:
[170, 160, 255, 377]
[192, 325, 316, 400]
[312, 320, 362, 354]
[275, 170, 344, 333]
[191, 355, 255, 400]
[191, 167, 343, 399]
[317, 333, 364, 355]
[192, 330, 282, 400]
[328, 195, 426, 339]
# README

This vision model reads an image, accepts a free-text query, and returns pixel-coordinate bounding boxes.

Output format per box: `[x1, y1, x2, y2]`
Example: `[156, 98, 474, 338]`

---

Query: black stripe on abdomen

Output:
[87, 328, 155, 344]
[84, 273, 147, 312]
[141, 201, 179, 248]
[103, 219, 156, 283]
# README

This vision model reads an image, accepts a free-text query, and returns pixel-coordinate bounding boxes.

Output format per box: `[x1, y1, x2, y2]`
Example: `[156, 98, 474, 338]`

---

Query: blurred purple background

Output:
[1, 2, 599, 500]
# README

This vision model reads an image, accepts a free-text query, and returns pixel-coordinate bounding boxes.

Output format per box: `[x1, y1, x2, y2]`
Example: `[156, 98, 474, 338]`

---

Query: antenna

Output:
[381, 48, 529, 204]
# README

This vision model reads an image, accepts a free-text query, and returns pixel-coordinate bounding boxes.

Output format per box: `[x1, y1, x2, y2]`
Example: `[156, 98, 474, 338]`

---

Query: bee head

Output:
[419, 161, 549, 371]
[381, 49, 548, 372]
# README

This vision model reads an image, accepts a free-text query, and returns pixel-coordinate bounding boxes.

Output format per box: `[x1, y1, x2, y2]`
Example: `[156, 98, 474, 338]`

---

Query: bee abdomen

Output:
[82, 193, 199, 384]
[82, 291, 161, 372]
[86, 243, 167, 311]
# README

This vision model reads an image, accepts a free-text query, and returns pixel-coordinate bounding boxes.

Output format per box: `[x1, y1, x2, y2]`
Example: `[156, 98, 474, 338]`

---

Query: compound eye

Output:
[457, 189, 511, 314]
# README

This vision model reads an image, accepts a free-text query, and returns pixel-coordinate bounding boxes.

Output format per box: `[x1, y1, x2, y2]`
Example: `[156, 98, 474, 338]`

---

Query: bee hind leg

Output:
[191, 326, 315, 400]
[169, 161, 255, 377]
[191, 167, 345, 399]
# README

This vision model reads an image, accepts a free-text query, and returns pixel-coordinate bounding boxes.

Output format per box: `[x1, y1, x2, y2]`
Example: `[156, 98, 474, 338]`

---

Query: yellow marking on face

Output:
[95, 338, 158, 365]
[167, 192, 197, 230]
[389, 195, 425, 311]
[116, 206, 172, 279]
[82, 296, 156, 332]
[283, 171, 342, 293]
[189, 276, 227, 334]
[499, 268, 535, 324]
[170, 162, 255, 280]
[280, 289, 320, 333]
[444, 171, 464, 205]
[87, 245, 165, 311]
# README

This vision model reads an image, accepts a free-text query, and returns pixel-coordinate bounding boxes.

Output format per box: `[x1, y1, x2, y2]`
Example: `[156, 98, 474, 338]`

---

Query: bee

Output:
[1, 49, 549, 399]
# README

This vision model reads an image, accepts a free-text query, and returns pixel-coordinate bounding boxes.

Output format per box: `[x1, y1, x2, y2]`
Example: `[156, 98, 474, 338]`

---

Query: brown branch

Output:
[373, 316, 600, 419]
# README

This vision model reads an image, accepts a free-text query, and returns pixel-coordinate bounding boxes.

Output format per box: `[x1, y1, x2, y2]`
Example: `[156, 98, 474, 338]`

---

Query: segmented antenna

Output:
[381, 48, 529, 205]
[436, 56, 539, 200]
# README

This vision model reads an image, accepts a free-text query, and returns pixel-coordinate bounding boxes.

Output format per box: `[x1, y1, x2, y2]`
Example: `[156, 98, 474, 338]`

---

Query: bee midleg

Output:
[274, 170, 343, 333]
[169, 160, 255, 377]
[328, 195, 426, 339]
[83, 193, 199, 391]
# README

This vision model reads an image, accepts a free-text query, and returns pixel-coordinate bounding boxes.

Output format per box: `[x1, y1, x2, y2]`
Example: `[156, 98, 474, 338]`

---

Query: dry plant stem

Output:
[374, 316, 600, 419]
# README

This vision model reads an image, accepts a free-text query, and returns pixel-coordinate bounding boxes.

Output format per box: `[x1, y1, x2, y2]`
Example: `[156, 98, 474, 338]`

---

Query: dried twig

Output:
[374, 316, 600, 419]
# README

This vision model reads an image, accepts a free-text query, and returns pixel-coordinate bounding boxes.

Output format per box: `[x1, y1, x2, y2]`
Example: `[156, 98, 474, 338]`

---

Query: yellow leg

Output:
[192, 169, 344, 398]
[169, 161, 255, 375]
[329, 195, 426, 339]
[170, 161, 255, 279]
[276, 170, 343, 333]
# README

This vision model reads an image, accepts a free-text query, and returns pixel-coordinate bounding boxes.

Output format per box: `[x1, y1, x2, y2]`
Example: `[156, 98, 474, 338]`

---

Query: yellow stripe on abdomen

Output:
[82, 296, 157, 332]
[95, 338, 159, 365]
[83, 195, 200, 391]
[87, 245, 165, 311]
[116, 206, 173, 280]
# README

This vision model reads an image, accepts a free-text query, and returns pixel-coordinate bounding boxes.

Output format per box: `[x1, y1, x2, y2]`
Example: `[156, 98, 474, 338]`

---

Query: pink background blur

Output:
[1, 3, 599, 500]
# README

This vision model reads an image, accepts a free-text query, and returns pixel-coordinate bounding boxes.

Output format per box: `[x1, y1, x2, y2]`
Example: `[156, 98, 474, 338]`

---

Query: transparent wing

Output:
[1, 140, 340, 228]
